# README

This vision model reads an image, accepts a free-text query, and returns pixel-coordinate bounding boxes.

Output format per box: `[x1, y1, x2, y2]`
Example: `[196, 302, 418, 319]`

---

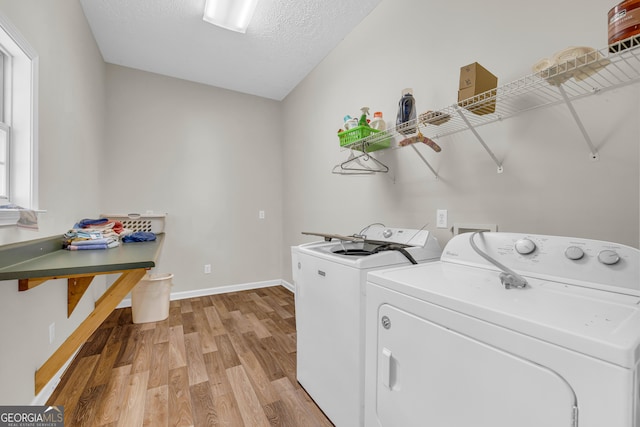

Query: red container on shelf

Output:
[608, 0, 640, 46]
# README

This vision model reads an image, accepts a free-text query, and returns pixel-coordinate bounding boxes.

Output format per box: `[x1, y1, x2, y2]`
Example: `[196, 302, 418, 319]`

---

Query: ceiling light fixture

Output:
[203, 0, 260, 33]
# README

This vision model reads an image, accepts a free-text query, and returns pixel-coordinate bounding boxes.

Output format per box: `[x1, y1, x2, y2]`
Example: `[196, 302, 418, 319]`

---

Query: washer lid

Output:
[362, 226, 433, 247]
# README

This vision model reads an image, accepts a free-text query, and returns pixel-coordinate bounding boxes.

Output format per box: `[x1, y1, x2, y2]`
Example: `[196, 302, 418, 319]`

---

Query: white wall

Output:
[281, 0, 640, 281]
[0, 0, 107, 404]
[102, 65, 284, 293]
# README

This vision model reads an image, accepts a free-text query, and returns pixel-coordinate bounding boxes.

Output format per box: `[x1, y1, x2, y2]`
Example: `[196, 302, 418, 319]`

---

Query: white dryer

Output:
[365, 232, 640, 427]
[292, 225, 441, 427]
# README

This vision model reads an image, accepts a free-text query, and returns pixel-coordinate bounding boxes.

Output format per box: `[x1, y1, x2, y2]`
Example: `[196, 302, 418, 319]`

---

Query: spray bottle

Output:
[358, 107, 370, 127]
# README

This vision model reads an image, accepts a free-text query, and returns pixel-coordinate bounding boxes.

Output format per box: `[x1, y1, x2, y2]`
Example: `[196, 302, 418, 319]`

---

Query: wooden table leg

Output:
[34, 268, 147, 395]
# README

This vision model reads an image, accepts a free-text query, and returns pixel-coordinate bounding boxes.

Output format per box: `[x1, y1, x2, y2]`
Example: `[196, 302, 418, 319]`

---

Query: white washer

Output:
[292, 225, 442, 427]
[365, 232, 640, 427]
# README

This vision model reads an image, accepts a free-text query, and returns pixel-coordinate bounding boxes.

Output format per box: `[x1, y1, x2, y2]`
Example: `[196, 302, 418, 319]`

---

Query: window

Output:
[1, 51, 9, 201]
[0, 122, 9, 200]
[0, 12, 38, 225]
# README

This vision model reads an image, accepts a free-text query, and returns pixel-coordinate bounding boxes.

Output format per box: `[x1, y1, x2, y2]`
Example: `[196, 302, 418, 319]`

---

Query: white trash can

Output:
[131, 273, 173, 323]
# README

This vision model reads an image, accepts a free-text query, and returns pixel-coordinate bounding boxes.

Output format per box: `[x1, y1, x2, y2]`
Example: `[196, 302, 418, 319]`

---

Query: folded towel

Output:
[122, 231, 156, 243]
[70, 238, 114, 246]
[75, 218, 109, 229]
[84, 219, 124, 234]
[66, 229, 103, 240]
[67, 244, 108, 251]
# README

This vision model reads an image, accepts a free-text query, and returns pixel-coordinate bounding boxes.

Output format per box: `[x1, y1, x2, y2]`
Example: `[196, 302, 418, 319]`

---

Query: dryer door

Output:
[374, 304, 578, 427]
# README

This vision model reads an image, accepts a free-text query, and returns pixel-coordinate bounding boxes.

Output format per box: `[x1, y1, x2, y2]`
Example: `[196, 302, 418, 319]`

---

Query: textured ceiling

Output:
[80, 0, 382, 101]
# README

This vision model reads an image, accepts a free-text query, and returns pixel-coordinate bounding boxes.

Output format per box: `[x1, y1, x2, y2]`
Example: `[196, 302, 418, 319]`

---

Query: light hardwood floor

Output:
[47, 285, 334, 427]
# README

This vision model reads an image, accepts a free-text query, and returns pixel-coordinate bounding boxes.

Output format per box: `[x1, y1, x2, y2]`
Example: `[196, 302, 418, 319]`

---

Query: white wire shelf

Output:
[343, 35, 640, 175]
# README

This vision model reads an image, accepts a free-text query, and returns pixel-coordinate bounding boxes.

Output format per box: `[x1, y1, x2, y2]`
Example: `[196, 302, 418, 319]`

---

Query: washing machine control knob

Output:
[514, 238, 536, 255]
[564, 246, 585, 261]
[598, 249, 620, 265]
[383, 229, 393, 238]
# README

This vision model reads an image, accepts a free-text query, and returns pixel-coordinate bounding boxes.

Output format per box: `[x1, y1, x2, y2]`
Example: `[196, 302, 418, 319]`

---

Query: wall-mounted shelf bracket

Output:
[20, 272, 100, 318]
[409, 145, 438, 179]
[454, 106, 504, 173]
[557, 85, 599, 161]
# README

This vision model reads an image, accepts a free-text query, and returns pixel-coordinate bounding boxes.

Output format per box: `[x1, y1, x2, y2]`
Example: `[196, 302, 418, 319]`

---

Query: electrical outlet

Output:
[259, 210, 265, 219]
[204, 264, 211, 274]
[49, 323, 55, 344]
[436, 209, 448, 229]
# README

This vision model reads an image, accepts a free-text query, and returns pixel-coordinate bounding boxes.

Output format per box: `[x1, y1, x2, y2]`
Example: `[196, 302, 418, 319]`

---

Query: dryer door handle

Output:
[382, 347, 393, 389]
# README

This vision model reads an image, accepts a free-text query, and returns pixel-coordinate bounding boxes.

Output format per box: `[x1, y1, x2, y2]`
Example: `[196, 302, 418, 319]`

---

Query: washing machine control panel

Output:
[442, 232, 639, 295]
[513, 240, 621, 266]
[364, 226, 432, 247]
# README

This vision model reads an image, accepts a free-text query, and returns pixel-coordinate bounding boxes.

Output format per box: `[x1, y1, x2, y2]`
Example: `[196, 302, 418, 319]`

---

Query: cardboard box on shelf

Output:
[458, 62, 498, 115]
[459, 62, 497, 91]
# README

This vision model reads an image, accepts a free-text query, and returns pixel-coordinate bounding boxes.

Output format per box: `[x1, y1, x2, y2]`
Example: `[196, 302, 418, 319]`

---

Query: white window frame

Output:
[0, 122, 10, 200]
[0, 12, 38, 226]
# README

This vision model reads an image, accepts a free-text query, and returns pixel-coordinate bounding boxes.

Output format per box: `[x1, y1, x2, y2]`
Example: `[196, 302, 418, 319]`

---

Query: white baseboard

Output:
[280, 279, 294, 293]
[30, 349, 79, 406]
[117, 278, 295, 309]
